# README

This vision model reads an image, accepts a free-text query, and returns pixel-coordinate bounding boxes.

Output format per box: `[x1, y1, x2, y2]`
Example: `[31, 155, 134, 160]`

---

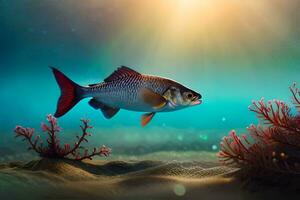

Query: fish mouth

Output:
[191, 96, 202, 105]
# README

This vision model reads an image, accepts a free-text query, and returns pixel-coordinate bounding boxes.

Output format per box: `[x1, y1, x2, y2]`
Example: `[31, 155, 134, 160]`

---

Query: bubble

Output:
[199, 134, 208, 141]
[212, 144, 218, 151]
[221, 117, 226, 122]
[177, 135, 183, 141]
[173, 184, 186, 196]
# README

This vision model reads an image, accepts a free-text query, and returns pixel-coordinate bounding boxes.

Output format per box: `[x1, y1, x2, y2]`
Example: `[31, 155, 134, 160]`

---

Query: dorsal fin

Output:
[104, 66, 141, 82]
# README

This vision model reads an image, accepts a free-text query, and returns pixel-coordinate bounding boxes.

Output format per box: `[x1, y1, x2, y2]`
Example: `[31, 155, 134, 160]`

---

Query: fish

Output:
[51, 66, 202, 126]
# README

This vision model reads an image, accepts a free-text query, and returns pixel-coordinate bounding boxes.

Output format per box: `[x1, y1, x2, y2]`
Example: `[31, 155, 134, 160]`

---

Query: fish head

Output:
[182, 88, 202, 106]
[164, 85, 202, 108]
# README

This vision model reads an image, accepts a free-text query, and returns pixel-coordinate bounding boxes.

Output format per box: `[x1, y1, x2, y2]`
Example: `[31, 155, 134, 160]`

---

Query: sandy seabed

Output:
[0, 153, 299, 200]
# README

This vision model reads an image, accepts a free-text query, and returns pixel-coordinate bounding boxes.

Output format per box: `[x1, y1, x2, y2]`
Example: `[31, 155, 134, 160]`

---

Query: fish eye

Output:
[187, 93, 193, 99]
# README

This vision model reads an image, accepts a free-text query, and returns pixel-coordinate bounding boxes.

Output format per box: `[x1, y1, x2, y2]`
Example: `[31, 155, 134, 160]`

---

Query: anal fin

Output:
[89, 98, 120, 119]
[141, 112, 155, 127]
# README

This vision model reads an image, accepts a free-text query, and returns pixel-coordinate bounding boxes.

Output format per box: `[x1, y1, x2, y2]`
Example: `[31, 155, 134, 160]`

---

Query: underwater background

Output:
[1, 0, 300, 159]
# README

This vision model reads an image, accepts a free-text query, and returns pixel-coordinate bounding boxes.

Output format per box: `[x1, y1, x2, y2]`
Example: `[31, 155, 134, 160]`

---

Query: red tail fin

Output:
[51, 67, 83, 117]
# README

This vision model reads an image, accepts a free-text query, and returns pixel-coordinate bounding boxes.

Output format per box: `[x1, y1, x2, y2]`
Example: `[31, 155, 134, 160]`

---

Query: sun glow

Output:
[131, 0, 291, 68]
[80, 0, 295, 72]
[177, 0, 214, 10]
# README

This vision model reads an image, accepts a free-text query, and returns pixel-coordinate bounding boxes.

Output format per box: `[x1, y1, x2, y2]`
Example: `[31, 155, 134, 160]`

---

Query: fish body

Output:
[52, 66, 202, 126]
[86, 75, 188, 112]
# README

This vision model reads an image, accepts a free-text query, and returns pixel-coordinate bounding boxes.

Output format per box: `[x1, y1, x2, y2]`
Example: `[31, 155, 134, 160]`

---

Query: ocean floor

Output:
[0, 151, 299, 200]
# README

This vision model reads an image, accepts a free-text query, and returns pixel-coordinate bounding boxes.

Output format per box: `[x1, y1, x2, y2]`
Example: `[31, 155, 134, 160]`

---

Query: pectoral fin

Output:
[140, 88, 167, 109]
[89, 98, 120, 119]
[141, 112, 155, 127]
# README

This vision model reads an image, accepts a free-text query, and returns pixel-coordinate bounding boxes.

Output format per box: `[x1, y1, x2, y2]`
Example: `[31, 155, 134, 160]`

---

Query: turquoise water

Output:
[1, 0, 300, 156]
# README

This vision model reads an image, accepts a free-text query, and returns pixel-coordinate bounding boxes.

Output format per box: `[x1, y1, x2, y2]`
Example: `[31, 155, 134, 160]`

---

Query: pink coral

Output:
[218, 83, 300, 173]
[14, 114, 111, 161]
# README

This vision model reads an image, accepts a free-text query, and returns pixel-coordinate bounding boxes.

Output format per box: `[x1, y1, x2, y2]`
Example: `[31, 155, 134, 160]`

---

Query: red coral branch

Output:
[249, 98, 292, 130]
[74, 146, 111, 161]
[290, 82, 300, 112]
[14, 114, 111, 161]
[218, 83, 300, 173]
[61, 119, 93, 157]
[15, 127, 42, 153]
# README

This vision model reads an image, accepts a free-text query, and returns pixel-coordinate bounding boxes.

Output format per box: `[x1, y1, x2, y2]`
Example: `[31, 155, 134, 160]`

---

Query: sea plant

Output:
[14, 114, 110, 161]
[218, 83, 300, 174]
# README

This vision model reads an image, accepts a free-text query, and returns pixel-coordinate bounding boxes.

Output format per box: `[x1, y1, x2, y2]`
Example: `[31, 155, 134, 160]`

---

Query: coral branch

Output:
[218, 83, 300, 174]
[14, 126, 42, 154]
[62, 119, 92, 156]
[249, 98, 292, 130]
[74, 146, 111, 161]
[14, 115, 111, 161]
[290, 82, 300, 112]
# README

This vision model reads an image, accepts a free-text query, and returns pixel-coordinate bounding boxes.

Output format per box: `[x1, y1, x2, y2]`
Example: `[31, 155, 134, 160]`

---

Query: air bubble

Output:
[173, 184, 186, 196]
